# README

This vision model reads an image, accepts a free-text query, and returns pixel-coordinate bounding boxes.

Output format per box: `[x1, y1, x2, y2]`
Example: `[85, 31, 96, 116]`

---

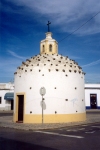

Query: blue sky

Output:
[0, 0, 100, 83]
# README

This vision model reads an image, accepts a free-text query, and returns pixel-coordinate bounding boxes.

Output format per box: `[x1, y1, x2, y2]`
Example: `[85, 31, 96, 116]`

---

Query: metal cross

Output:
[47, 21, 51, 32]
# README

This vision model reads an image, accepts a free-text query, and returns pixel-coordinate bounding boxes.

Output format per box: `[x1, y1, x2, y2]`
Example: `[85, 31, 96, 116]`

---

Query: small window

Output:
[42, 45, 45, 52]
[49, 44, 52, 52]
[0, 97, 2, 104]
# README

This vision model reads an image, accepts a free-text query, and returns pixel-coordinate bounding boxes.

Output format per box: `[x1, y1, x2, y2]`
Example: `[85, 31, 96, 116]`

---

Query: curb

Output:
[0, 120, 100, 130]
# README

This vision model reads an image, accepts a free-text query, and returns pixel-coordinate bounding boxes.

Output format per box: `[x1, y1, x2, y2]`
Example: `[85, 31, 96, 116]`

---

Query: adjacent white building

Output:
[85, 83, 100, 109]
[0, 82, 14, 110]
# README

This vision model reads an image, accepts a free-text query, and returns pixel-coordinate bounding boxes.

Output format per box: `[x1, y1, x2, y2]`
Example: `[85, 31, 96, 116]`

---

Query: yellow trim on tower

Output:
[40, 32, 58, 54]
[23, 112, 86, 123]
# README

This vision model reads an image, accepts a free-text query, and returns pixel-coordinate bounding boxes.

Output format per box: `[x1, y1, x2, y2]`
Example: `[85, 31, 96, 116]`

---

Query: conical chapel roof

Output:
[14, 53, 84, 75]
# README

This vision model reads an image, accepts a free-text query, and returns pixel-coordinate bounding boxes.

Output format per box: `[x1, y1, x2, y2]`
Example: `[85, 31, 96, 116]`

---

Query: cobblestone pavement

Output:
[0, 110, 100, 130]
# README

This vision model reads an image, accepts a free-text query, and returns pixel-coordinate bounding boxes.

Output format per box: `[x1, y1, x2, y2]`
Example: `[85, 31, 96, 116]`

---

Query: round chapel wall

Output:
[13, 54, 86, 123]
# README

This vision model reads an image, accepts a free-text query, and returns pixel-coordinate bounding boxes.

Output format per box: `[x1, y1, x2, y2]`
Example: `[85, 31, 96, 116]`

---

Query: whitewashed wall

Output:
[0, 90, 11, 110]
[0, 83, 14, 110]
[14, 54, 85, 115]
[85, 84, 100, 109]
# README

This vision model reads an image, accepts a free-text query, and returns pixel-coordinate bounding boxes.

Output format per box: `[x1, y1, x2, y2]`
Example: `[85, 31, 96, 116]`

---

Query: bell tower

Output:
[40, 21, 58, 54]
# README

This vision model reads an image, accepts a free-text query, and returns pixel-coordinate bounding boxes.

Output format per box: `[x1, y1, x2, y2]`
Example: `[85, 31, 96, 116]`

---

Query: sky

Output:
[0, 0, 100, 83]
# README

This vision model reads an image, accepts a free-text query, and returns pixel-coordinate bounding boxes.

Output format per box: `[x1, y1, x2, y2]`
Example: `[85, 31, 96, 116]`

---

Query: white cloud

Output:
[0, 50, 26, 79]
[8, 50, 26, 59]
[68, 55, 82, 60]
[82, 59, 100, 67]
[7, 0, 100, 35]
[0, 50, 31, 79]
[0, 57, 19, 80]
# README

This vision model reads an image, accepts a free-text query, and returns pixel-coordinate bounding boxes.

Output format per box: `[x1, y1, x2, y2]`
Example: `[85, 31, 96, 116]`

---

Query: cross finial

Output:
[47, 21, 51, 32]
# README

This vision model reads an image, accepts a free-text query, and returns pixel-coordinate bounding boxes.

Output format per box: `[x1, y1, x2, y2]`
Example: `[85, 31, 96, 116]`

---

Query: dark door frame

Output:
[18, 95, 24, 122]
[11, 100, 13, 110]
[90, 94, 97, 109]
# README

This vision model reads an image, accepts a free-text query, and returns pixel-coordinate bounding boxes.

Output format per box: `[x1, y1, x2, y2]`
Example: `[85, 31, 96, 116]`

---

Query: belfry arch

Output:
[49, 44, 52, 52]
[42, 45, 45, 52]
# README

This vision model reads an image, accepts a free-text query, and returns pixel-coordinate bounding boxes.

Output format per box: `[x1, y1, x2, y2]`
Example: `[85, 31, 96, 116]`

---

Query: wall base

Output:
[13, 112, 86, 123]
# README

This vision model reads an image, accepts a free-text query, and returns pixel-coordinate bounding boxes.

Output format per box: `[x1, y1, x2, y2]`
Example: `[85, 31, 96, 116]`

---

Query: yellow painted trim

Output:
[23, 113, 86, 123]
[13, 92, 26, 123]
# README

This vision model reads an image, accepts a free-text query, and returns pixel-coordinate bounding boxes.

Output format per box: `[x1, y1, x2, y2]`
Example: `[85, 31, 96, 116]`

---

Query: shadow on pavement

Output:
[0, 137, 57, 150]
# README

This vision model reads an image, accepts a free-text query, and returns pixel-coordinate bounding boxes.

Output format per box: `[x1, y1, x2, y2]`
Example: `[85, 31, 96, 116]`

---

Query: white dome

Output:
[15, 53, 84, 74]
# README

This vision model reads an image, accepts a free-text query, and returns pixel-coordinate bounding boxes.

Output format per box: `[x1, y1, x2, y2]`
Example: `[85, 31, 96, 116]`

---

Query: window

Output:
[49, 44, 52, 52]
[42, 45, 45, 52]
[0, 97, 2, 104]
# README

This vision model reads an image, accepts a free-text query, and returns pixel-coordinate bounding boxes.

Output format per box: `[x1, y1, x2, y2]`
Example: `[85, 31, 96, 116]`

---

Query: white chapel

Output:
[13, 23, 86, 123]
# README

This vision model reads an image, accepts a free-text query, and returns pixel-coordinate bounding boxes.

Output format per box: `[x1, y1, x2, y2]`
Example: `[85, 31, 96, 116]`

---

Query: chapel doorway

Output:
[18, 95, 24, 122]
[11, 100, 13, 110]
[90, 94, 97, 109]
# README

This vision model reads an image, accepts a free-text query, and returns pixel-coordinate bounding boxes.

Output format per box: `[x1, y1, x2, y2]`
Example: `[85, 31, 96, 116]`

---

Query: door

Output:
[90, 94, 97, 109]
[11, 100, 13, 110]
[18, 95, 24, 122]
